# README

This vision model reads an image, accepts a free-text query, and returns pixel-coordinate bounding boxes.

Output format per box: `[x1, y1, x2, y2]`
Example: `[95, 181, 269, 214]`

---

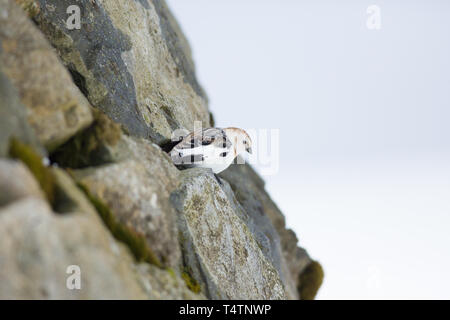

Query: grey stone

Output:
[152, 0, 207, 100]
[218, 175, 299, 299]
[74, 135, 182, 268]
[50, 167, 100, 217]
[0, 166, 204, 299]
[0, 0, 93, 151]
[135, 264, 205, 300]
[0, 68, 42, 157]
[0, 0, 322, 300]
[33, 0, 210, 144]
[171, 168, 286, 300]
[0, 197, 148, 299]
[220, 164, 312, 297]
[0, 159, 45, 207]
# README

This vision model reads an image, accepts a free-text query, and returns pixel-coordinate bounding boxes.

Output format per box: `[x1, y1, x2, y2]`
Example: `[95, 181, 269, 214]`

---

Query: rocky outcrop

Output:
[32, 0, 210, 144]
[0, 196, 147, 299]
[0, 69, 42, 157]
[0, 159, 45, 206]
[171, 168, 286, 299]
[73, 135, 182, 268]
[220, 163, 314, 296]
[0, 0, 322, 300]
[0, 0, 93, 151]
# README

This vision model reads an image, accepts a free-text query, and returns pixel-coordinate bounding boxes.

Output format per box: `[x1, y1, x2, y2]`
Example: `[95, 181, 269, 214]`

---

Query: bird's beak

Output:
[246, 147, 252, 154]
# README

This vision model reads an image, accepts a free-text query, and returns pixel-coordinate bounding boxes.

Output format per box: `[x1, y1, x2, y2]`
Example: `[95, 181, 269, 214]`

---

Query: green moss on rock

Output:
[8, 138, 56, 206]
[77, 182, 162, 268]
[298, 260, 324, 300]
[14, 0, 40, 18]
[166, 267, 177, 280]
[181, 270, 201, 294]
[50, 109, 122, 168]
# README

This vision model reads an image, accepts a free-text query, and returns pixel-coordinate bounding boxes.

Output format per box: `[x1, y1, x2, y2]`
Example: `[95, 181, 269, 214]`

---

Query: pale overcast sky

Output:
[167, 0, 450, 299]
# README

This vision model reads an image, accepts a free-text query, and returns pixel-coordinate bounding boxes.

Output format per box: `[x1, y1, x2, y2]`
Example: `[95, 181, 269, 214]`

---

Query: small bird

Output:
[170, 127, 253, 182]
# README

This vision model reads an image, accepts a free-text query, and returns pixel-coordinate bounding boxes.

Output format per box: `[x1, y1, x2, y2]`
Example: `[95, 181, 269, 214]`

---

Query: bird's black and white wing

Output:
[170, 127, 231, 166]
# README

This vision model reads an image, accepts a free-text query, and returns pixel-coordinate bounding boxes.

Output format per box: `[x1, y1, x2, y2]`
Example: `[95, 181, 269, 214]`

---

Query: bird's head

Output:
[224, 127, 253, 156]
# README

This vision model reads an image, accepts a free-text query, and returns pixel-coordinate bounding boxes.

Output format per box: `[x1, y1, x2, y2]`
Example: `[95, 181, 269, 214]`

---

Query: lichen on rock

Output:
[73, 135, 182, 269]
[220, 163, 313, 298]
[0, 68, 42, 158]
[32, 0, 210, 145]
[0, 0, 93, 151]
[77, 181, 163, 268]
[50, 109, 123, 168]
[0, 197, 148, 299]
[171, 168, 287, 299]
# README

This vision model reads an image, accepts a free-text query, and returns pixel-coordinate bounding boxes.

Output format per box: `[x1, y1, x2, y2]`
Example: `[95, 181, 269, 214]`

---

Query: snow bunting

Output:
[170, 127, 252, 178]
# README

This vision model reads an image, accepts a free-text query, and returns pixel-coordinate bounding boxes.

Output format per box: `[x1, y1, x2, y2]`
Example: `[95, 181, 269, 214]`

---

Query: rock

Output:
[171, 168, 286, 300]
[0, 159, 45, 207]
[33, 0, 210, 144]
[0, 161, 204, 299]
[50, 167, 101, 217]
[8, 137, 57, 206]
[298, 260, 324, 300]
[14, 0, 40, 18]
[0, 0, 93, 151]
[218, 174, 299, 299]
[0, 197, 148, 299]
[0, 0, 322, 300]
[49, 109, 124, 169]
[0, 68, 42, 157]
[220, 164, 312, 297]
[74, 135, 182, 268]
[135, 264, 205, 300]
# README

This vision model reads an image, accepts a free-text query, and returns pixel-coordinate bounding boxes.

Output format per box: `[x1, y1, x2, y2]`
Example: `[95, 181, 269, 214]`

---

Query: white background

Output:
[167, 0, 450, 299]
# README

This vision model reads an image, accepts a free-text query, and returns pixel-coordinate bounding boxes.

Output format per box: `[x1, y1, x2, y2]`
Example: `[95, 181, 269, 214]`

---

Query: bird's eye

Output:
[243, 140, 247, 145]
